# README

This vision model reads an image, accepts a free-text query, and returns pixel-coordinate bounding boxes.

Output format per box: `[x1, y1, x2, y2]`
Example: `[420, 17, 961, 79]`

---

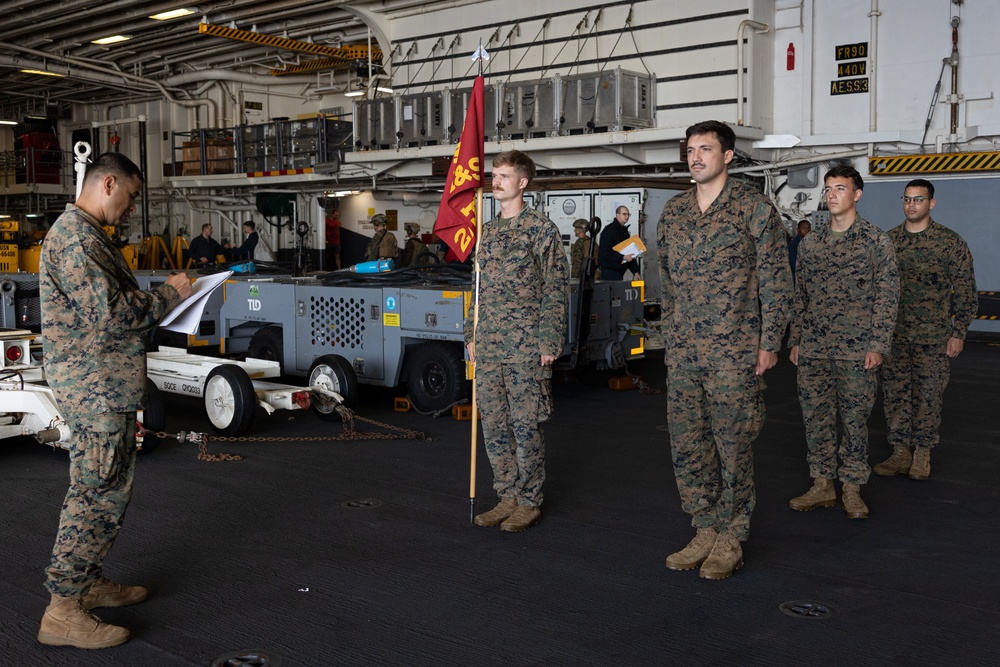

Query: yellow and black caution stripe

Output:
[870, 151, 1000, 176]
[199, 23, 381, 73]
[976, 291, 1000, 320]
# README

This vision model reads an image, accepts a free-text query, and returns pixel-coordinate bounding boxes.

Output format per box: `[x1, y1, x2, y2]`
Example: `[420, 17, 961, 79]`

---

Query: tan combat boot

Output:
[909, 447, 931, 480]
[873, 446, 912, 476]
[699, 533, 744, 580]
[665, 527, 718, 571]
[37, 595, 130, 649]
[788, 478, 836, 511]
[500, 505, 542, 532]
[473, 497, 517, 527]
[82, 578, 149, 610]
[842, 483, 869, 519]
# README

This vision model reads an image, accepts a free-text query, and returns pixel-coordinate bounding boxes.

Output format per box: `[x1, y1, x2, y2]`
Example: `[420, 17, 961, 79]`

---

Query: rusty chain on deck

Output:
[141, 405, 430, 462]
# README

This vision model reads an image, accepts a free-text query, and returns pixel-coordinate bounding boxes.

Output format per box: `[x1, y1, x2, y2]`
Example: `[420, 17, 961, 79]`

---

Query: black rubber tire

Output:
[138, 380, 166, 454]
[248, 325, 284, 367]
[308, 355, 359, 421]
[204, 364, 257, 436]
[406, 342, 470, 413]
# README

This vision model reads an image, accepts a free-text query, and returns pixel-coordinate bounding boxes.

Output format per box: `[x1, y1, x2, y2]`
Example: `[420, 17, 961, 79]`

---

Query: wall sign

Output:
[835, 42, 868, 60]
[830, 78, 869, 95]
[832, 42, 869, 95]
[837, 61, 867, 77]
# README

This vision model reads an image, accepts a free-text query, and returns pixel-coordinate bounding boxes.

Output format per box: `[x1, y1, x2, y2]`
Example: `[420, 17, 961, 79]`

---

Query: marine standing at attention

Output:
[657, 120, 792, 580]
[468, 149, 569, 532]
[37, 152, 192, 649]
[787, 165, 898, 519]
[875, 179, 977, 481]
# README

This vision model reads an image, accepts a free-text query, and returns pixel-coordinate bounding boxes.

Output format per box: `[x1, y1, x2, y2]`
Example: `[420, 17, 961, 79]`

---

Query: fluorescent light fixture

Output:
[376, 87, 393, 94]
[344, 90, 364, 97]
[92, 35, 131, 45]
[20, 69, 64, 77]
[0, 120, 17, 126]
[26, 213, 44, 218]
[149, 8, 195, 20]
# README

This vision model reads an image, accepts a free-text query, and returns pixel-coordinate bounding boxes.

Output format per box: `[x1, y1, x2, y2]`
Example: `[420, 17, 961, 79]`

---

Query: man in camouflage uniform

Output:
[364, 213, 399, 262]
[569, 218, 597, 281]
[37, 153, 192, 649]
[400, 222, 428, 266]
[788, 165, 898, 520]
[657, 120, 792, 580]
[468, 150, 568, 532]
[876, 179, 977, 480]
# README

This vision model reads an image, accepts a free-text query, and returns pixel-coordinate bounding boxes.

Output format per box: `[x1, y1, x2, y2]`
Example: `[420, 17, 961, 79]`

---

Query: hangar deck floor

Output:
[3, 340, 1000, 666]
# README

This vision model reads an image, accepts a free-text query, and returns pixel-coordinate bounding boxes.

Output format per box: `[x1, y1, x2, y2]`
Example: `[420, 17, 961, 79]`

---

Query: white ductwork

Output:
[736, 20, 770, 127]
[372, 191, 443, 205]
[0, 43, 219, 126]
[162, 69, 328, 88]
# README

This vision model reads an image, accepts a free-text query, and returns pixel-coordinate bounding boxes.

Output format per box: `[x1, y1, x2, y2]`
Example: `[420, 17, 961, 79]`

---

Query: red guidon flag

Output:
[434, 76, 484, 262]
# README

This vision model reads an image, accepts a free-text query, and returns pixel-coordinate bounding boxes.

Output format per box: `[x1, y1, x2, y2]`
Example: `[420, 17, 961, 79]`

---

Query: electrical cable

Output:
[318, 262, 473, 288]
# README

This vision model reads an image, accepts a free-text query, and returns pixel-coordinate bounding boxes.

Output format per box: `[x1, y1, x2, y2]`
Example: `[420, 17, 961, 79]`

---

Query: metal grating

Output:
[778, 600, 837, 619]
[212, 650, 282, 666]
[310, 295, 365, 350]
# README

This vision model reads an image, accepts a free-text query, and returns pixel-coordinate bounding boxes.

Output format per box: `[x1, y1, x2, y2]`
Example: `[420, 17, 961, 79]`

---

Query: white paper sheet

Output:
[159, 271, 233, 335]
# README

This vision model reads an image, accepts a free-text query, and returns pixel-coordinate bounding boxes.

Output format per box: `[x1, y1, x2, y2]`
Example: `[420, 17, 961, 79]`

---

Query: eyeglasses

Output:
[901, 196, 928, 204]
[618, 212, 631, 217]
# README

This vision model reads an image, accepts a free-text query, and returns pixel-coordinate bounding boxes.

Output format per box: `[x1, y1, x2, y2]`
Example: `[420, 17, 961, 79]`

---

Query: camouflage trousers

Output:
[797, 357, 876, 485]
[45, 412, 137, 598]
[666, 367, 764, 541]
[882, 342, 950, 450]
[476, 361, 551, 507]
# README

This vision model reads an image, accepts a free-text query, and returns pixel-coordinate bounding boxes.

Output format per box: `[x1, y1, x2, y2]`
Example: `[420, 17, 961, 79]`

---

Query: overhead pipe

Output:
[372, 191, 443, 205]
[0, 43, 217, 126]
[868, 0, 881, 133]
[949, 15, 961, 136]
[162, 68, 328, 88]
[736, 20, 770, 127]
[0, 0, 195, 42]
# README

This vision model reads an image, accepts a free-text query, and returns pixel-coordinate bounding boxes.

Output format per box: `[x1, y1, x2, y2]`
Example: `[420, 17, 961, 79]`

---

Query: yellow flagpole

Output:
[468, 185, 484, 523]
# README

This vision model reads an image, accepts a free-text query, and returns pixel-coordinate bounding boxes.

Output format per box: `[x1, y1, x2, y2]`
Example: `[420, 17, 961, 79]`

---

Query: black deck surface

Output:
[3, 341, 1000, 666]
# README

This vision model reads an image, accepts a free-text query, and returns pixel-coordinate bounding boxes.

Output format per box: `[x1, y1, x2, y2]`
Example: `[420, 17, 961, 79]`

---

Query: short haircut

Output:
[616, 206, 630, 215]
[492, 149, 536, 184]
[244, 220, 256, 230]
[685, 120, 736, 153]
[83, 152, 142, 187]
[824, 164, 864, 191]
[905, 178, 934, 199]
[202, 223, 212, 232]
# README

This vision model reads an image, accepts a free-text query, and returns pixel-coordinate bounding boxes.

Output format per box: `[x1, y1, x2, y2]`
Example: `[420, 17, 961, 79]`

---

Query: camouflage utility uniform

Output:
[570, 236, 597, 280]
[401, 237, 428, 267]
[882, 219, 976, 450]
[657, 178, 792, 541]
[466, 207, 568, 507]
[365, 229, 399, 262]
[789, 215, 898, 484]
[41, 204, 181, 598]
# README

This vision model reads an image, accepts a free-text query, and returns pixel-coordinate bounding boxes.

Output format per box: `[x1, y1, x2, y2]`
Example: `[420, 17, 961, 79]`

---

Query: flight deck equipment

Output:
[217, 265, 646, 415]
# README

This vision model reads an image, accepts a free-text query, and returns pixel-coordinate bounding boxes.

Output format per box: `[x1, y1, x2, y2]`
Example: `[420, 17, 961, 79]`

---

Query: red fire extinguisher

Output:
[787, 43, 795, 70]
